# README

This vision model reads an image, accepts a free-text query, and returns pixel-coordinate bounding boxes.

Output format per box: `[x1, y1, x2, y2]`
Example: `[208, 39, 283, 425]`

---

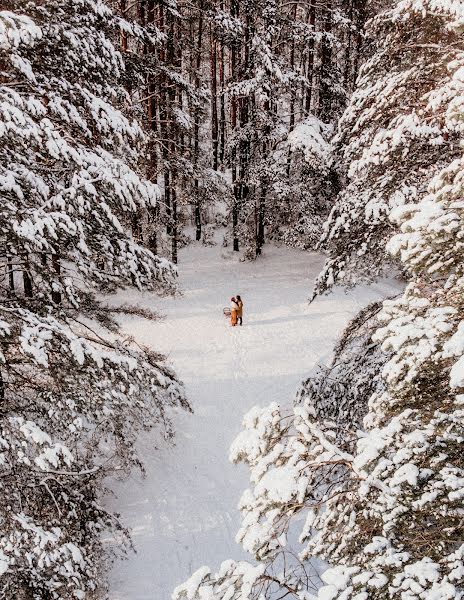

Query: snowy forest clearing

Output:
[107, 243, 399, 600]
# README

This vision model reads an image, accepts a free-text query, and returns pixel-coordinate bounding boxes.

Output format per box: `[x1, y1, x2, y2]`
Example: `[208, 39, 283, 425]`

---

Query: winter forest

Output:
[1, 0, 464, 598]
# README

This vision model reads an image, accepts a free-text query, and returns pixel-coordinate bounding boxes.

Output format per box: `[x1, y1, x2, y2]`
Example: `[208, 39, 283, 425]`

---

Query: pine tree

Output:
[313, 0, 464, 297]
[0, 3, 188, 597]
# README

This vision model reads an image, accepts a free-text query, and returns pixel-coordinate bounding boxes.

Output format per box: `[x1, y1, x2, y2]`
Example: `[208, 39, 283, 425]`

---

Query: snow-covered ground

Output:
[107, 243, 399, 600]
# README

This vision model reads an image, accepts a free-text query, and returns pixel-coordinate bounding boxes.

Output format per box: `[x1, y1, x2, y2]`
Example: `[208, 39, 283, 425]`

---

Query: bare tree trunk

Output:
[231, 0, 240, 252]
[171, 180, 178, 263]
[318, 0, 333, 120]
[352, 0, 367, 83]
[210, 29, 219, 171]
[305, 0, 316, 114]
[287, 1, 297, 177]
[344, 0, 353, 90]
[23, 258, 33, 298]
[219, 0, 226, 167]
[147, 0, 158, 255]
[194, 0, 204, 241]
[256, 185, 266, 256]
[120, 0, 128, 51]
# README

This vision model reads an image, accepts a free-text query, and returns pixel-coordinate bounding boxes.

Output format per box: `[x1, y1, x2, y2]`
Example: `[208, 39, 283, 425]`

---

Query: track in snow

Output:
[106, 244, 398, 600]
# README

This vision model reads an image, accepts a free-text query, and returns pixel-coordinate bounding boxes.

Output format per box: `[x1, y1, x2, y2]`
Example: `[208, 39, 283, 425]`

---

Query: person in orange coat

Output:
[236, 295, 243, 326]
[230, 297, 239, 326]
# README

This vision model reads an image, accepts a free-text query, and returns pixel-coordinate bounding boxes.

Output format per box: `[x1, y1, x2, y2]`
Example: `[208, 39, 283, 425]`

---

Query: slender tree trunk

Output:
[171, 179, 178, 263]
[352, 0, 367, 82]
[23, 258, 33, 298]
[7, 256, 14, 297]
[147, 0, 158, 254]
[164, 170, 172, 235]
[256, 185, 266, 256]
[305, 0, 316, 113]
[51, 255, 61, 304]
[344, 0, 353, 90]
[239, 9, 251, 250]
[318, 0, 333, 120]
[231, 0, 240, 252]
[120, 0, 128, 51]
[194, 0, 204, 241]
[219, 0, 226, 167]
[287, 1, 297, 177]
[210, 29, 219, 171]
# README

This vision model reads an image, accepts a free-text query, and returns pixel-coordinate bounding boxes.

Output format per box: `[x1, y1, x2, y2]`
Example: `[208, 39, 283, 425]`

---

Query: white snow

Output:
[106, 243, 400, 600]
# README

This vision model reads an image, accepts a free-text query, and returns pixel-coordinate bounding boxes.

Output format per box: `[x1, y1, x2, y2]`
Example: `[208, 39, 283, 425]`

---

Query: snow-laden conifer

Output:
[314, 0, 464, 297]
[0, 3, 188, 597]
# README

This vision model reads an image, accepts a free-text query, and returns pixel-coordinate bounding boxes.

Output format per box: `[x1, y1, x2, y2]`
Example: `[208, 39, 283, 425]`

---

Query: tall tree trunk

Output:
[23, 258, 33, 298]
[318, 0, 333, 120]
[147, 0, 159, 255]
[171, 178, 178, 263]
[7, 256, 14, 297]
[305, 0, 316, 114]
[256, 185, 266, 256]
[210, 29, 219, 171]
[120, 0, 128, 51]
[343, 0, 354, 90]
[194, 0, 204, 241]
[239, 9, 251, 251]
[287, 1, 297, 177]
[352, 0, 367, 83]
[231, 0, 240, 252]
[219, 0, 226, 167]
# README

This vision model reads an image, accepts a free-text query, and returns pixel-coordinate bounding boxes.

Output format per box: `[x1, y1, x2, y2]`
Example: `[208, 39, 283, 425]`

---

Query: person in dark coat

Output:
[230, 297, 239, 326]
[236, 295, 243, 326]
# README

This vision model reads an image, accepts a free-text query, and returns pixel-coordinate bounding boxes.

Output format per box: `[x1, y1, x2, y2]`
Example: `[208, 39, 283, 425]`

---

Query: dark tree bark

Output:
[231, 0, 240, 252]
[171, 181, 178, 263]
[7, 256, 14, 297]
[194, 0, 204, 241]
[51, 254, 61, 305]
[305, 0, 316, 114]
[318, 0, 333, 120]
[210, 29, 219, 171]
[23, 259, 33, 298]
[218, 16, 226, 168]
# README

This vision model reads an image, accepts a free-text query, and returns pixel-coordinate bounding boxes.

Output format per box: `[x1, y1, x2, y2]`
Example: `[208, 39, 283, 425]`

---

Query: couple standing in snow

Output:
[230, 296, 243, 327]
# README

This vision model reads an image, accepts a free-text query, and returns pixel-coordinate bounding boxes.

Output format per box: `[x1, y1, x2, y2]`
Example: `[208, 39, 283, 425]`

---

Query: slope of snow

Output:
[106, 243, 400, 600]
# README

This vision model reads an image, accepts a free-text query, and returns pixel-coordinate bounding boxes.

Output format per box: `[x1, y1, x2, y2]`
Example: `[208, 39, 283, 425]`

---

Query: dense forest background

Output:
[1, 0, 464, 598]
[110, 0, 370, 260]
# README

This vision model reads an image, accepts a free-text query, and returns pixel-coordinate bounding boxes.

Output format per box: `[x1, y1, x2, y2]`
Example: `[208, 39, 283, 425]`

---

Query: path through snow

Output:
[107, 244, 398, 600]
